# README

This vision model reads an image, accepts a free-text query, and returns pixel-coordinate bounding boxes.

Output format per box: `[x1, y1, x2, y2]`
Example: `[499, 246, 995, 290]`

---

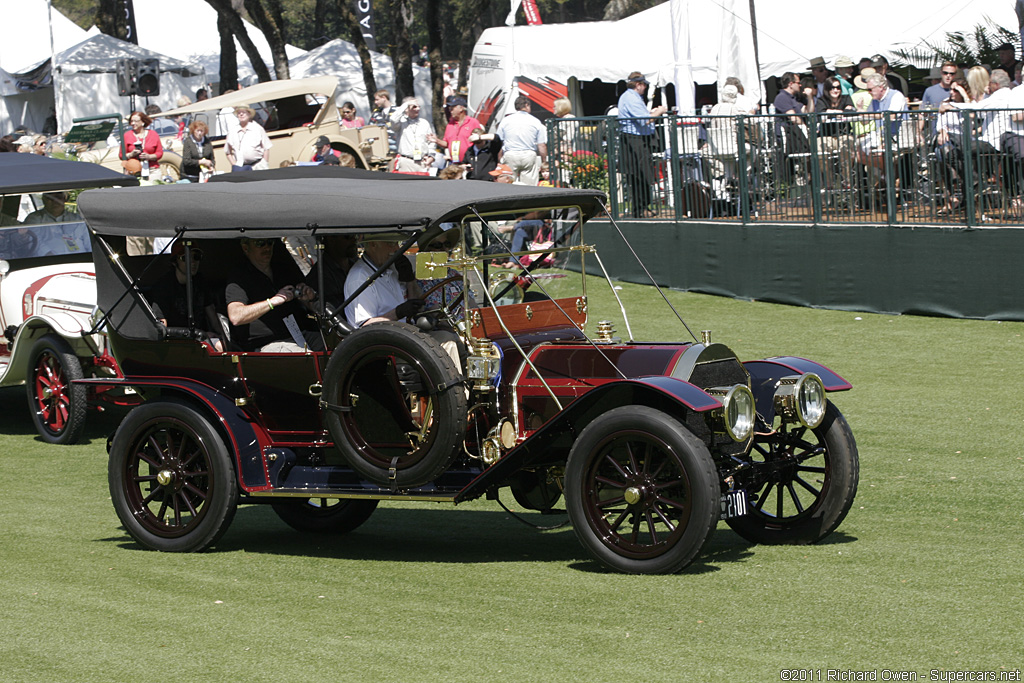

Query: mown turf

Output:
[1, 275, 1022, 682]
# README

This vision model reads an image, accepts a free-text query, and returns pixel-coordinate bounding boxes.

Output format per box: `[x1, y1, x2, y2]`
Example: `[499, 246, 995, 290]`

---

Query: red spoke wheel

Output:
[271, 497, 378, 534]
[109, 401, 237, 552]
[26, 335, 86, 445]
[727, 401, 859, 545]
[565, 406, 719, 574]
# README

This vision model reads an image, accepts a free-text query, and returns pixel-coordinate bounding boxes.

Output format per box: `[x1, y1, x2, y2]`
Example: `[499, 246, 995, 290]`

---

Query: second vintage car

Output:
[77, 168, 858, 574]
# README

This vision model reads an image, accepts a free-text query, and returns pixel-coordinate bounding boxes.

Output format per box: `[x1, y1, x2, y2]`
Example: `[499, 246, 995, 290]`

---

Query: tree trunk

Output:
[425, 0, 446, 133]
[217, 12, 239, 92]
[337, 0, 378, 113]
[243, 0, 291, 80]
[388, 0, 416, 103]
[455, 0, 490, 92]
[204, 0, 273, 83]
[313, 0, 329, 44]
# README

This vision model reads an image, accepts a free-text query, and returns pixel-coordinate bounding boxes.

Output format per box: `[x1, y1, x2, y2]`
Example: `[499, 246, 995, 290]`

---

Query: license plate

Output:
[720, 489, 749, 520]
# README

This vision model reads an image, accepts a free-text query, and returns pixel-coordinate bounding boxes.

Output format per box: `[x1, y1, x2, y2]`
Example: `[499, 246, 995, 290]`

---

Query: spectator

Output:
[311, 135, 341, 164]
[942, 69, 1014, 154]
[857, 72, 908, 170]
[773, 72, 811, 155]
[465, 128, 502, 180]
[934, 78, 969, 215]
[553, 98, 572, 118]
[966, 66, 990, 102]
[225, 237, 321, 352]
[922, 62, 957, 109]
[428, 96, 481, 165]
[992, 42, 1020, 79]
[495, 95, 547, 185]
[339, 101, 365, 129]
[369, 89, 398, 154]
[490, 163, 515, 183]
[343, 237, 423, 327]
[119, 111, 163, 179]
[390, 97, 436, 172]
[833, 56, 856, 96]
[617, 71, 667, 218]
[181, 120, 214, 182]
[808, 57, 833, 98]
[195, 88, 209, 102]
[870, 54, 909, 95]
[145, 105, 178, 138]
[225, 106, 271, 172]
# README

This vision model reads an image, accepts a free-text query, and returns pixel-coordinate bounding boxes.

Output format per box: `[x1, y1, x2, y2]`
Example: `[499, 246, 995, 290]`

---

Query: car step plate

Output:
[720, 489, 749, 520]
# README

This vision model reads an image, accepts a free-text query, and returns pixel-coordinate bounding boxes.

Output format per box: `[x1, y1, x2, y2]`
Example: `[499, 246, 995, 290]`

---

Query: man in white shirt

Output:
[390, 97, 436, 173]
[495, 96, 547, 185]
[344, 238, 422, 327]
[225, 106, 272, 171]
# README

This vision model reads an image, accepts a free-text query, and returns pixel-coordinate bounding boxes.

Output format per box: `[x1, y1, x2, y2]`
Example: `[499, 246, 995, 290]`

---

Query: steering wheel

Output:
[415, 274, 465, 331]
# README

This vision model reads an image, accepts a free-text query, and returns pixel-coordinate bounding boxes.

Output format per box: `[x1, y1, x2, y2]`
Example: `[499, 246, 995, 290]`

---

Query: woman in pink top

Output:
[119, 111, 164, 177]
[339, 101, 365, 129]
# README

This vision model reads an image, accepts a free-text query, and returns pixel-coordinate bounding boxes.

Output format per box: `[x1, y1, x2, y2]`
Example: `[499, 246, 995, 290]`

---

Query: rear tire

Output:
[271, 498, 378, 534]
[565, 406, 719, 574]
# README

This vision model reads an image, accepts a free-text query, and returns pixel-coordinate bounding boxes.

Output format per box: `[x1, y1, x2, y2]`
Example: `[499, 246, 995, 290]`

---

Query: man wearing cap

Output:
[992, 43, 1020, 80]
[870, 54, 908, 95]
[465, 128, 503, 180]
[617, 71, 667, 218]
[428, 96, 481, 165]
[225, 106, 272, 172]
[311, 135, 341, 164]
[495, 95, 547, 185]
[391, 96, 436, 172]
[489, 163, 515, 183]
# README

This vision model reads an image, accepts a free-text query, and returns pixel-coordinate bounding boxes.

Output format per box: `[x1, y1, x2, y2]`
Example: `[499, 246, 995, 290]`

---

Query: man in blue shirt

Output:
[921, 62, 956, 110]
[617, 71, 667, 217]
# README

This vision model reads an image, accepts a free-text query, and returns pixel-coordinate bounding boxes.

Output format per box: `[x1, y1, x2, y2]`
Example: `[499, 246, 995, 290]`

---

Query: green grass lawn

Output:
[1, 274, 1022, 682]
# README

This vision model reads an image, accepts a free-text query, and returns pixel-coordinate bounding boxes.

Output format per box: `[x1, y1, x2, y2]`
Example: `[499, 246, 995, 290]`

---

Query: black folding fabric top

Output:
[0, 153, 138, 194]
[78, 169, 605, 238]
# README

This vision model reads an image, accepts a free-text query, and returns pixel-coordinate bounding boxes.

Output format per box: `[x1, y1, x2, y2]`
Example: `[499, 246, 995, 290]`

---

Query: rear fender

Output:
[744, 356, 851, 423]
[455, 377, 720, 503]
[3, 318, 99, 385]
[78, 377, 272, 492]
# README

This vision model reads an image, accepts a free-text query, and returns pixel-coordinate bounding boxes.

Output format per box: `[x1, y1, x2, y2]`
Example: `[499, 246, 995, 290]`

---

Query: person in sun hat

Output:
[833, 56, 856, 96]
[225, 106, 272, 172]
[808, 56, 834, 98]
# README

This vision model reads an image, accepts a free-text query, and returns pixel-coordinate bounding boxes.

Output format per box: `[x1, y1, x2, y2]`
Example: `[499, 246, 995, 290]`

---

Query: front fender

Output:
[455, 377, 721, 503]
[76, 377, 272, 492]
[2, 317, 100, 386]
[744, 356, 851, 422]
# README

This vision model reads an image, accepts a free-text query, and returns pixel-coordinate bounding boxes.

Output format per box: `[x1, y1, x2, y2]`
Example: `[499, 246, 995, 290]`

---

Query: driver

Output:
[225, 237, 324, 352]
[343, 235, 423, 327]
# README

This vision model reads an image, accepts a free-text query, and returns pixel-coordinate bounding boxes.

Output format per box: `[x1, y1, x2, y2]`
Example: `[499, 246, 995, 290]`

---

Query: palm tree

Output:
[890, 17, 1019, 68]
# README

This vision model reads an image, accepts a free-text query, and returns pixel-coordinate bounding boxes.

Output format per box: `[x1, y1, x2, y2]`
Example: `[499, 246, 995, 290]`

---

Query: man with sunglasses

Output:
[150, 241, 223, 351]
[226, 237, 322, 352]
[922, 62, 957, 110]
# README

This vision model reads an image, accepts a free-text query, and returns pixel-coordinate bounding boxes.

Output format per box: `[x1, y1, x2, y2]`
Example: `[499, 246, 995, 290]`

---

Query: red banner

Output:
[522, 0, 543, 25]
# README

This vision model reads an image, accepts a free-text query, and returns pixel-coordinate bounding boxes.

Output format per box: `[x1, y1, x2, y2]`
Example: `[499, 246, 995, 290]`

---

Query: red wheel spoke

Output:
[651, 504, 676, 532]
[644, 510, 660, 544]
[596, 494, 626, 509]
[655, 495, 688, 512]
[607, 507, 630, 531]
[604, 453, 631, 480]
[595, 474, 627, 489]
[793, 475, 820, 497]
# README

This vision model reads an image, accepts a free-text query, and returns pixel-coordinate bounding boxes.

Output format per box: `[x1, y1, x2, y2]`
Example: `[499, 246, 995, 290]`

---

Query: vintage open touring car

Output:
[0, 153, 138, 444]
[77, 168, 858, 574]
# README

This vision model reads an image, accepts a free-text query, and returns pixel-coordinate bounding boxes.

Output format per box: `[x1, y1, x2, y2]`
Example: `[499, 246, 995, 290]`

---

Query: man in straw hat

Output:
[225, 105, 272, 172]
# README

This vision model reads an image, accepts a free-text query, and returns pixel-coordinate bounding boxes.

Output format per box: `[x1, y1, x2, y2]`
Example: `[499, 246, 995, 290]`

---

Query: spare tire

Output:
[321, 322, 466, 488]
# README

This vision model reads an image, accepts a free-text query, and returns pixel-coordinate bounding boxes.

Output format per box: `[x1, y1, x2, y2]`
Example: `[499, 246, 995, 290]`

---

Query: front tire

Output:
[26, 334, 86, 445]
[565, 406, 719, 574]
[271, 497, 378, 534]
[727, 401, 859, 544]
[109, 401, 237, 552]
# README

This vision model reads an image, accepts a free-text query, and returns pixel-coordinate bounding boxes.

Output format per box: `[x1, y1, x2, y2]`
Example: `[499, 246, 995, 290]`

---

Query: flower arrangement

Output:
[567, 150, 608, 193]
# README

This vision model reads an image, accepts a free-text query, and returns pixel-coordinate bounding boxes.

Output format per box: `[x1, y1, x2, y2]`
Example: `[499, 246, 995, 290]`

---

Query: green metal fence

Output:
[546, 109, 1024, 227]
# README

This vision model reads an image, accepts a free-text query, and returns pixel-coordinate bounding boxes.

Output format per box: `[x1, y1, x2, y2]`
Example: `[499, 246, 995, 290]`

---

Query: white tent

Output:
[288, 39, 434, 122]
[0, 0, 91, 75]
[52, 34, 206, 133]
[473, 0, 1019, 115]
[130, 0, 306, 89]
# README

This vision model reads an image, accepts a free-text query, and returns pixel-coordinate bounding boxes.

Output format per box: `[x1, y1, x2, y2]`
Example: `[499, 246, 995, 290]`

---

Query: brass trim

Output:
[525, 305, 533, 321]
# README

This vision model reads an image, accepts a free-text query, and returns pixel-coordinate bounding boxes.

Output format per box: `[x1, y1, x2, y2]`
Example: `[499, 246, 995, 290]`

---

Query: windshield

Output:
[0, 193, 92, 261]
